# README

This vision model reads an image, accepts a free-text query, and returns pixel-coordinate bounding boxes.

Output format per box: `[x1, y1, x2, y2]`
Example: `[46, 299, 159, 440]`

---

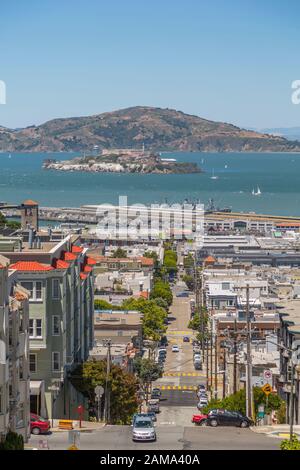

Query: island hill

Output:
[2, 106, 300, 153]
[42, 148, 202, 174]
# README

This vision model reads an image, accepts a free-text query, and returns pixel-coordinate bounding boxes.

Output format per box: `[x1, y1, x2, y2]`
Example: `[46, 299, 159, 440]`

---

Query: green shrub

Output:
[280, 435, 300, 450]
[0, 431, 24, 450]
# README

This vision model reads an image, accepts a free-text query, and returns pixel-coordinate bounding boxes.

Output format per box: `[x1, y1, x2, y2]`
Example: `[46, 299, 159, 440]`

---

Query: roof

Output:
[80, 273, 87, 280]
[138, 291, 149, 299]
[276, 222, 300, 227]
[86, 257, 97, 265]
[71, 245, 83, 254]
[83, 265, 92, 273]
[10, 261, 53, 272]
[22, 199, 38, 206]
[62, 251, 77, 261]
[204, 255, 216, 263]
[140, 257, 154, 266]
[52, 259, 70, 270]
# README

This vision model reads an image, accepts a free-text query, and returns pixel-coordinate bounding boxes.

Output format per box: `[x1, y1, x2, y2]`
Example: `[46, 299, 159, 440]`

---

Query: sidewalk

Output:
[50, 419, 106, 432]
[251, 424, 300, 438]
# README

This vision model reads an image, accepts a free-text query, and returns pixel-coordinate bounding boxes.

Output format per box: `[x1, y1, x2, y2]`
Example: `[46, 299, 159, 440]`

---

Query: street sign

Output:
[95, 385, 104, 397]
[263, 369, 272, 385]
[257, 404, 265, 419]
[261, 383, 272, 396]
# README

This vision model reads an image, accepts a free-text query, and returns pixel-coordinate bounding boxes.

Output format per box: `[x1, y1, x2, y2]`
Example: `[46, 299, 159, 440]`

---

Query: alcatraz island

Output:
[42, 148, 202, 174]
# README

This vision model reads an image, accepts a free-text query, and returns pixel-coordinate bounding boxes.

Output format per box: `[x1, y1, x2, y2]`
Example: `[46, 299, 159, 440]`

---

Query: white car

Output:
[172, 345, 180, 352]
[197, 398, 208, 409]
[193, 354, 201, 361]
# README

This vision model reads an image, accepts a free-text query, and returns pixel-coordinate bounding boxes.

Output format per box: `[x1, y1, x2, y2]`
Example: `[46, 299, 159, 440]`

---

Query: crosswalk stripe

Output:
[162, 372, 204, 377]
[159, 385, 197, 391]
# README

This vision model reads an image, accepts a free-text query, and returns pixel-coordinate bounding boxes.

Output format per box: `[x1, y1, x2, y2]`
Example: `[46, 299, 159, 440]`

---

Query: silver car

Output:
[132, 418, 156, 442]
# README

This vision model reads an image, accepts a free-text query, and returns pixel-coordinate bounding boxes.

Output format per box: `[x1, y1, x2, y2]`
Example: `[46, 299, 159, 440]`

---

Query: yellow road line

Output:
[159, 385, 198, 391]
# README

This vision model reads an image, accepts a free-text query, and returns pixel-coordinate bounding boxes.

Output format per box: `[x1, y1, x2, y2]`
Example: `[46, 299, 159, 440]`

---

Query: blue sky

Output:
[0, 0, 300, 129]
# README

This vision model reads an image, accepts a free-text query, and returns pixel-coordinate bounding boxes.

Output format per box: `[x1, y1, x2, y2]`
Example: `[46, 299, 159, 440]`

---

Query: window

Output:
[29, 319, 43, 339]
[52, 352, 60, 372]
[29, 319, 34, 337]
[29, 354, 37, 373]
[52, 316, 60, 336]
[35, 281, 42, 300]
[36, 319, 42, 337]
[20, 281, 42, 301]
[52, 279, 60, 300]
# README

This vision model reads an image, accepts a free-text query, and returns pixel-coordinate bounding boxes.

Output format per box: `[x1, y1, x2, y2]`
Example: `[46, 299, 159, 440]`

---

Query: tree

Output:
[111, 247, 127, 258]
[183, 274, 195, 291]
[133, 357, 162, 383]
[94, 299, 115, 310]
[184, 253, 194, 269]
[121, 297, 167, 341]
[150, 280, 173, 306]
[70, 359, 139, 424]
[202, 387, 284, 418]
[163, 249, 177, 274]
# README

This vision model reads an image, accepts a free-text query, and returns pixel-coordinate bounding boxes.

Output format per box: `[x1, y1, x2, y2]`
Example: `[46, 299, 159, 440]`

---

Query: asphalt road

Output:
[28, 425, 282, 450]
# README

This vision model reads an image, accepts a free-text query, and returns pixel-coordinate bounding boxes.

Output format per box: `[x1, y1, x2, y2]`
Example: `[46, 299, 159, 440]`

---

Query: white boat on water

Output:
[211, 169, 218, 180]
[252, 186, 261, 196]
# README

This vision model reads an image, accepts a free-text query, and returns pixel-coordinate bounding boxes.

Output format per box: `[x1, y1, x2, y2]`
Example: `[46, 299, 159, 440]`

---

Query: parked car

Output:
[192, 413, 208, 426]
[30, 413, 51, 435]
[183, 336, 190, 342]
[147, 399, 160, 413]
[193, 346, 201, 354]
[194, 362, 202, 370]
[132, 417, 156, 441]
[176, 292, 189, 297]
[206, 409, 253, 427]
[151, 391, 161, 400]
[193, 353, 201, 360]
[197, 384, 206, 392]
[172, 345, 180, 352]
[197, 397, 208, 409]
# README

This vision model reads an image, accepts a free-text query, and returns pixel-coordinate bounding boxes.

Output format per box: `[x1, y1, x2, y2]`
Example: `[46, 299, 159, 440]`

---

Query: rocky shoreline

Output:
[42, 156, 202, 175]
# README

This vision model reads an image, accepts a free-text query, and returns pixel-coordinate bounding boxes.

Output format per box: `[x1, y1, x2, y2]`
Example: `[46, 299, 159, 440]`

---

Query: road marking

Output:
[163, 372, 205, 377]
[159, 385, 198, 391]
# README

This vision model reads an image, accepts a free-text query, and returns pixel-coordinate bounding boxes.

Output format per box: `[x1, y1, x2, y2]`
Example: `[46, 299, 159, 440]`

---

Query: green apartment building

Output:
[0, 234, 95, 420]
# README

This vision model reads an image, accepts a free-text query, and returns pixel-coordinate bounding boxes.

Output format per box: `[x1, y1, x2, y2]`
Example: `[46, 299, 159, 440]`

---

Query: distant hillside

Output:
[1, 106, 300, 153]
[254, 127, 300, 142]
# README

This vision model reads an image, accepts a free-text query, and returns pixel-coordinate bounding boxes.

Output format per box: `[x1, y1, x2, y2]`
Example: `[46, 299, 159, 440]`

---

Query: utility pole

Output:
[222, 344, 226, 399]
[289, 362, 295, 442]
[214, 322, 218, 400]
[233, 320, 238, 394]
[103, 339, 112, 424]
[245, 284, 253, 419]
[210, 319, 213, 398]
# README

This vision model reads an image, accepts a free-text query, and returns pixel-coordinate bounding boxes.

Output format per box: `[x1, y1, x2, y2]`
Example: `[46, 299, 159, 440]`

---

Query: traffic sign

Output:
[95, 385, 104, 397]
[264, 369, 273, 385]
[261, 383, 272, 396]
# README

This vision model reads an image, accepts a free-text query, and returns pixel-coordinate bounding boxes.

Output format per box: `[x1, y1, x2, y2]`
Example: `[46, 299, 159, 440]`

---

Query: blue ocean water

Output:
[1, 151, 300, 215]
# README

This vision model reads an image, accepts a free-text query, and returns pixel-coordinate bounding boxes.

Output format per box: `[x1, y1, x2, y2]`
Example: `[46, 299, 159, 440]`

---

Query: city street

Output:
[28, 425, 282, 450]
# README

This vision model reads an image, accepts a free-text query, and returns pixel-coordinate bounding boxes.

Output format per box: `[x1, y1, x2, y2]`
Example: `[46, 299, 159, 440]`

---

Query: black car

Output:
[205, 409, 253, 428]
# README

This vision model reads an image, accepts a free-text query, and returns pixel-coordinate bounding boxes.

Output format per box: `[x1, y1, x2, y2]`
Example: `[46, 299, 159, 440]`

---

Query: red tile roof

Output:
[22, 199, 38, 206]
[80, 273, 87, 280]
[204, 255, 216, 264]
[62, 251, 77, 261]
[83, 265, 92, 273]
[71, 245, 83, 254]
[140, 257, 154, 266]
[53, 259, 70, 270]
[86, 257, 97, 265]
[10, 261, 53, 272]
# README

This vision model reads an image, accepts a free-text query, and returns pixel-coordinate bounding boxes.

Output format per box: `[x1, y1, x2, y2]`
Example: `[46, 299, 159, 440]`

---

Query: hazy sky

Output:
[0, 0, 300, 129]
